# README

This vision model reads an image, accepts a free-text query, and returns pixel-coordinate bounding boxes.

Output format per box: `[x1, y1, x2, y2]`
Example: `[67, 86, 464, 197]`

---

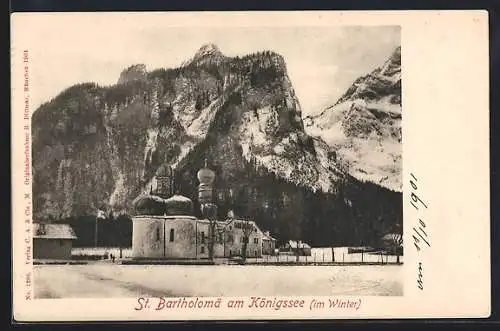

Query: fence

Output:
[245, 247, 403, 264]
[72, 247, 133, 259]
[70, 246, 403, 264]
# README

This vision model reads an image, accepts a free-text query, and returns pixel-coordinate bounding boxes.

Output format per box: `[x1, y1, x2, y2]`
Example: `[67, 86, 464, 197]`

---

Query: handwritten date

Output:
[410, 173, 430, 291]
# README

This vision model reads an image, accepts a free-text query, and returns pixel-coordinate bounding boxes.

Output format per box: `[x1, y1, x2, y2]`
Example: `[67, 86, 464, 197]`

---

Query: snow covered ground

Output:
[34, 263, 402, 299]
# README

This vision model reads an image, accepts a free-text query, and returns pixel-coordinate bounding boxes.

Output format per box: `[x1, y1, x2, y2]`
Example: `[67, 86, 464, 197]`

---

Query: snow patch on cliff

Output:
[237, 107, 336, 192]
[171, 141, 196, 170]
[185, 98, 220, 138]
[313, 139, 339, 192]
[365, 96, 401, 115]
[109, 171, 126, 207]
[338, 137, 401, 191]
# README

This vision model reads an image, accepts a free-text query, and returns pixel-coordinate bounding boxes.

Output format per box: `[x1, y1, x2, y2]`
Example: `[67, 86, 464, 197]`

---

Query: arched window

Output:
[169, 228, 174, 242]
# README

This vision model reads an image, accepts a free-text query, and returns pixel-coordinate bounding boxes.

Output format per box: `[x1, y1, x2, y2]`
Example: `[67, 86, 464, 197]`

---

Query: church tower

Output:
[154, 165, 173, 198]
[197, 158, 217, 219]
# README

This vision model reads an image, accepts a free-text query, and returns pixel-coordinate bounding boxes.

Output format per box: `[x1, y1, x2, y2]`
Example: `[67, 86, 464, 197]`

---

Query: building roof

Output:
[232, 219, 262, 232]
[133, 194, 167, 215]
[287, 240, 311, 249]
[381, 233, 402, 241]
[33, 223, 77, 240]
[164, 194, 194, 216]
[165, 194, 192, 203]
[263, 231, 277, 241]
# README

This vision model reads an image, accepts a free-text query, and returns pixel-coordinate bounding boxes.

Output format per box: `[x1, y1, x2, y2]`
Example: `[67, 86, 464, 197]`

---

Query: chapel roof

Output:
[33, 223, 77, 240]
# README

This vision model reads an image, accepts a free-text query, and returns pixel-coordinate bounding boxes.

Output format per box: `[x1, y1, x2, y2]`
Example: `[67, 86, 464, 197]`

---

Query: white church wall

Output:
[132, 216, 268, 260]
[132, 217, 165, 259]
[164, 216, 198, 259]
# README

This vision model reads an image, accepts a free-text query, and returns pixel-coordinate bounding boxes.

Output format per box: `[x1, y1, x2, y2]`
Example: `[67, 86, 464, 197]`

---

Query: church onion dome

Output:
[133, 194, 167, 216]
[197, 160, 215, 186]
[164, 194, 194, 216]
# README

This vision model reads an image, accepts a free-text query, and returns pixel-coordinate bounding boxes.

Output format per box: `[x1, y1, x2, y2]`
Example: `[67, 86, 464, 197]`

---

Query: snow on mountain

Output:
[31, 43, 403, 247]
[194, 43, 223, 59]
[31, 42, 400, 217]
[237, 109, 341, 193]
[305, 46, 402, 192]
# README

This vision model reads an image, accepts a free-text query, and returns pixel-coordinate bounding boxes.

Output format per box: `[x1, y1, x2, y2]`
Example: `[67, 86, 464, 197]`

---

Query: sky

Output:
[21, 15, 400, 117]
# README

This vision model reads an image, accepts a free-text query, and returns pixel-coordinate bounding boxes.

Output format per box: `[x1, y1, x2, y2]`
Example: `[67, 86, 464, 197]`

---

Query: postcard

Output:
[11, 10, 490, 321]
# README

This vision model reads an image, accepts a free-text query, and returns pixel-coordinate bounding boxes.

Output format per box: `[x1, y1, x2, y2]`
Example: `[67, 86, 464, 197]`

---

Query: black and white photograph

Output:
[28, 23, 403, 299]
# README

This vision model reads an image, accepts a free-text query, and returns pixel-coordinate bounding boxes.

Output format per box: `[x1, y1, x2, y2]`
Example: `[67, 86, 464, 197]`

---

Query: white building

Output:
[131, 161, 273, 260]
[131, 195, 267, 259]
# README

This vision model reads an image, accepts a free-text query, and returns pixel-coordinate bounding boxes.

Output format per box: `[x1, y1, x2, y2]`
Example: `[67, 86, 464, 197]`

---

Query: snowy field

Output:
[34, 263, 403, 299]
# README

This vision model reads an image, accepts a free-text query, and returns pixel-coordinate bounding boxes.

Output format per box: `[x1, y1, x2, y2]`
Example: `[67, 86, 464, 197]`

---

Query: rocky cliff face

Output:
[33, 44, 340, 217]
[32, 44, 402, 246]
[117, 64, 148, 84]
[304, 46, 402, 191]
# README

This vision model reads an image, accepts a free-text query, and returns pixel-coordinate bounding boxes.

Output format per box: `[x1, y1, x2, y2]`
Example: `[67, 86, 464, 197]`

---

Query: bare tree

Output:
[200, 203, 218, 261]
[389, 232, 403, 263]
[296, 241, 301, 262]
[240, 220, 255, 264]
[213, 217, 235, 257]
[208, 218, 217, 261]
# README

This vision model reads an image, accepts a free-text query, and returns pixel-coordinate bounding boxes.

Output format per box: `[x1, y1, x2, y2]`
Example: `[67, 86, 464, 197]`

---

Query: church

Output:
[131, 161, 273, 260]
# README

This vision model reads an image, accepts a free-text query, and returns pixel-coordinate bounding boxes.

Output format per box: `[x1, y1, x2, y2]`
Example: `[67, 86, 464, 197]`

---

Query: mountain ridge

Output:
[304, 46, 402, 192]
[31, 44, 402, 246]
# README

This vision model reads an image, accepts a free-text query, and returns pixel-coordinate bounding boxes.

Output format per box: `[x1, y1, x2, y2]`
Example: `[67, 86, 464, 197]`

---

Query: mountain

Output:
[117, 64, 148, 85]
[32, 44, 402, 246]
[304, 46, 402, 191]
[188, 43, 227, 65]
